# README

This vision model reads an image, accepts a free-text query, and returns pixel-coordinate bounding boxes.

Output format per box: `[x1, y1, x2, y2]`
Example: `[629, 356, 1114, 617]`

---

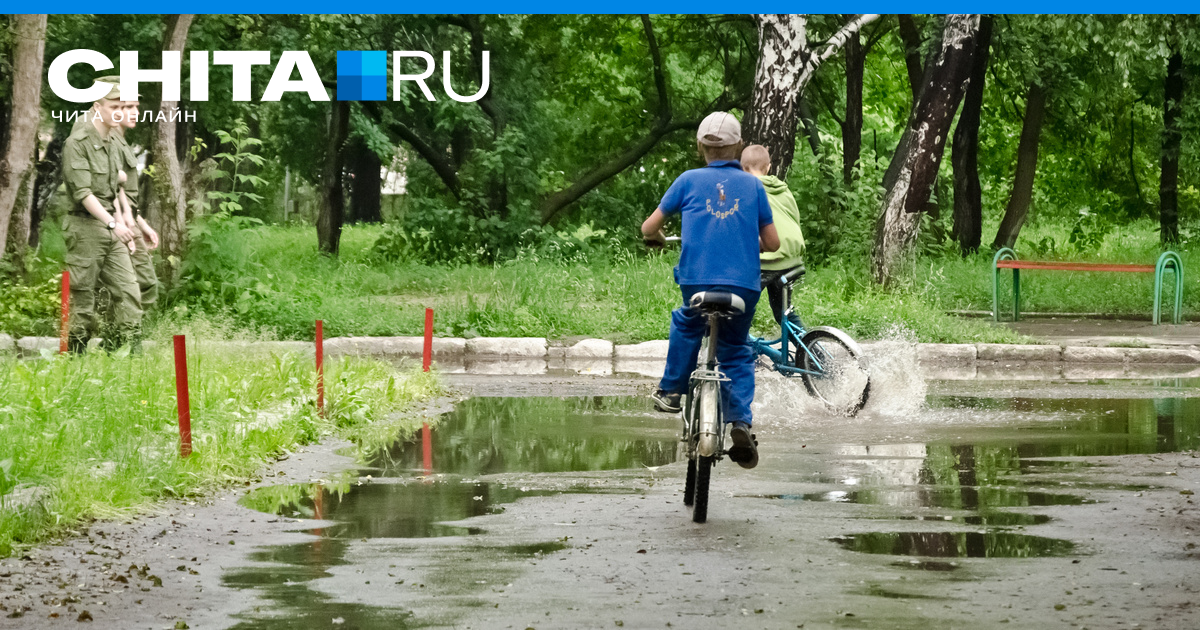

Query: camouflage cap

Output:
[95, 75, 138, 101]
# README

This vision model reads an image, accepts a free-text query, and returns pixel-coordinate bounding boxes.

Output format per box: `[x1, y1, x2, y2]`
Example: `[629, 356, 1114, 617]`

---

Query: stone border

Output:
[3, 333, 1198, 366]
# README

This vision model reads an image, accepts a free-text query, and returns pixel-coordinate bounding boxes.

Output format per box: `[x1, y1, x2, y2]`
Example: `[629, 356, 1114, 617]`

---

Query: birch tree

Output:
[871, 14, 980, 286]
[148, 14, 195, 278]
[742, 13, 879, 180]
[0, 15, 48, 268]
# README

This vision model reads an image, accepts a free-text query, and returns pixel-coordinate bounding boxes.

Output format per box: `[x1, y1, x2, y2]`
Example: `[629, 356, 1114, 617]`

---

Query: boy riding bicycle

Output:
[740, 144, 807, 342]
[642, 112, 780, 470]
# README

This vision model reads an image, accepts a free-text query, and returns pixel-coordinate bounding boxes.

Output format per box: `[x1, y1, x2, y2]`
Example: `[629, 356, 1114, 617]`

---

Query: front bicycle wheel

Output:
[799, 328, 871, 415]
[692, 455, 714, 523]
[683, 458, 697, 506]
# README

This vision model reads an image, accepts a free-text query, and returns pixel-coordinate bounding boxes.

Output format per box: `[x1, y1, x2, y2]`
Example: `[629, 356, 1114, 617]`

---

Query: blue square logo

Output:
[337, 51, 387, 101]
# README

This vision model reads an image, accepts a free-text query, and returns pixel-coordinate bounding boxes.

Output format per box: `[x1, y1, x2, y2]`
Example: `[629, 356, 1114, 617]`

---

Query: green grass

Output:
[15, 216, 1196, 345]
[145, 224, 1028, 344]
[916, 218, 1198, 317]
[0, 343, 439, 557]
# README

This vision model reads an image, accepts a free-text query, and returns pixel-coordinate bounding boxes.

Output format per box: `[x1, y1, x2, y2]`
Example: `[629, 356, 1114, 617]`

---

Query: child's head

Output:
[696, 111, 743, 164]
[740, 144, 771, 176]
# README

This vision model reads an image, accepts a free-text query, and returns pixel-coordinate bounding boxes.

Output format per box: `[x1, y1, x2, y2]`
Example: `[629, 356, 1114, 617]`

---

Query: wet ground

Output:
[3, 369, 1200, 629]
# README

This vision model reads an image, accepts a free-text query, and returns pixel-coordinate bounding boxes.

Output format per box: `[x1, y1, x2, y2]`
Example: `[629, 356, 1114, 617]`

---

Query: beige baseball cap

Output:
[696, 111, 741, 146]
[95, 75, 138, 101]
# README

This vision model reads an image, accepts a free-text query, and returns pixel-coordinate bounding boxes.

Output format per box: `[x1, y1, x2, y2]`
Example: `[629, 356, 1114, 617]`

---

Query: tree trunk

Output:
[950, 15, 992, 255]
[347, 138, 383, 224]
[744, 14, 879, 181]
[897, 15, 925, 101]
[29, 126, 69, 250]
[871, 14, 979, 286]
[148, 14, 195, 282]
[1159, 50, 1184, 245]
[842, 24, 864, 185]
[0, 14, 47, 268]
[991, 83, 1047, 250]
[744, 15, 809, 180]
[797, 96, 821, 157]
[317, 100, 350, 256]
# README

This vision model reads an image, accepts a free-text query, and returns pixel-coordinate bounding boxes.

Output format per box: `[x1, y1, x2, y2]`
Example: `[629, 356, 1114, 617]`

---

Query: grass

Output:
[915, 218, 1199, 317]
[13, 216, 1197, 345]
[137, 224, 1029, 344]
[0, 339, 439, 557]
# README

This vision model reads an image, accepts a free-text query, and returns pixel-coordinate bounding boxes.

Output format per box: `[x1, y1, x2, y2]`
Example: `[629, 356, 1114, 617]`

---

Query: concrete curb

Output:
[3, 332, 1198, 367]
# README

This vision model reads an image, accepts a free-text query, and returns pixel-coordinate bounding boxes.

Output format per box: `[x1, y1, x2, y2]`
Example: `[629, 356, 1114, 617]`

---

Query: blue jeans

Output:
[658, 284, 760, 426]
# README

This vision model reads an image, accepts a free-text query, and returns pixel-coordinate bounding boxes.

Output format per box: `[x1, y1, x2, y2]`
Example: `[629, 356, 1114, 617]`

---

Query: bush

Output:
[0, 276, 59, 336]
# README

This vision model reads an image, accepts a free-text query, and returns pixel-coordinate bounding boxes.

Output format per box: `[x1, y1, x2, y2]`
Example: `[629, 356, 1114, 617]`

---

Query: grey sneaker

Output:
[727, 421, 759, 469]
[651, 390, 682, 413]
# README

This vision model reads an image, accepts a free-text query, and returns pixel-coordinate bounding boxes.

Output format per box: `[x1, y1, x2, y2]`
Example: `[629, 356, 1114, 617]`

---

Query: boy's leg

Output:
[714, 286, 760, 425]
[658, 285, 709, 395]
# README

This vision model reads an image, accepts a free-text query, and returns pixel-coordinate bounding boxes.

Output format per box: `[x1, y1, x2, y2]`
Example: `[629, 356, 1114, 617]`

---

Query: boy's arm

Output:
[759, 223, 780, 253]
[641, 208, 668, 245]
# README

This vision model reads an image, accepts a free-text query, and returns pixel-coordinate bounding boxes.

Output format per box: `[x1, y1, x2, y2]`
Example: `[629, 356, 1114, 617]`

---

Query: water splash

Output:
[752, 324, 927, 427]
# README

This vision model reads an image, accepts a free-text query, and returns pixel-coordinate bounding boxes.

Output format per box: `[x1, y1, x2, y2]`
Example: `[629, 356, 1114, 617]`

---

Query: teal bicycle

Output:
[749, 267, 871, 415]
[651, 236, 871, 416]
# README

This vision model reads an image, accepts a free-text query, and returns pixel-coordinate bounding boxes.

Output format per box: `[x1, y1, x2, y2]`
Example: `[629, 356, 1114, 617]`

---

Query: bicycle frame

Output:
[747, 276, 831, 378]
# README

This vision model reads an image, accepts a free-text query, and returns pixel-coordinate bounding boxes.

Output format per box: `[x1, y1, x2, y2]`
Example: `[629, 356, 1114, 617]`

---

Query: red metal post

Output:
[423, 308, 433, 372]
[59, 271, 70, 354]
[422, 422, 433, 475]
[315, 320, 325, 417]
[173, 335, 192, 458]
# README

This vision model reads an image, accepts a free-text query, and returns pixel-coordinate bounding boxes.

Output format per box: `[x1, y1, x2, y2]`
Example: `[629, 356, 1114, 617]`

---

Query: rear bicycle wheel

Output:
[683, 457, 697, 506]
[692, 455, 714, 523]
[799, 328, 871, 415]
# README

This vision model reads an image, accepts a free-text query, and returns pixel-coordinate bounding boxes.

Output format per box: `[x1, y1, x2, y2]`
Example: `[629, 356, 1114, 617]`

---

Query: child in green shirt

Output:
[741, 144, 806, 338]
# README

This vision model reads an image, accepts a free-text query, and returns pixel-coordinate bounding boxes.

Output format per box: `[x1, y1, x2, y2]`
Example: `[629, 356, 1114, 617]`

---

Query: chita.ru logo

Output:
[47, 49, 490, 103]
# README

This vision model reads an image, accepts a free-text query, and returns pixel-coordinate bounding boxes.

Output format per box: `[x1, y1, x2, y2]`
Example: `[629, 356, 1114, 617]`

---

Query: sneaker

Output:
[727, 421, 759, 469]
[650, 390, 682, 413]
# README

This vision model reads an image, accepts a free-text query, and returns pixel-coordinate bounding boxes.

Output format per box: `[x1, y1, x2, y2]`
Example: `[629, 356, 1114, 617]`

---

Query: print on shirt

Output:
[706, 180, 741, 219]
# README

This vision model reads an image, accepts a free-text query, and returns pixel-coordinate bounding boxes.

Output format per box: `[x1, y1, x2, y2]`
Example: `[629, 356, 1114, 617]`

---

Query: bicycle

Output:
[748, 267, 871, 415]
[679, 290, 747, 524]
[650, 236, 871, 416]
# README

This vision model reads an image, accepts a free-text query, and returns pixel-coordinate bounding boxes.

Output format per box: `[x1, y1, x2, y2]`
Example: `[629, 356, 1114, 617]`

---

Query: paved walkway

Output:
[994, 317, 1200, 348]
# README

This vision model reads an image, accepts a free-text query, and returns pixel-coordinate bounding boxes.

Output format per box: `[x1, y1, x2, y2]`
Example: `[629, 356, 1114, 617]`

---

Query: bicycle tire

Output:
[799, 328, 871, 415]
[692, 456, 713, 523]
[696, 380, 721, 457]
[683, 457, 697, 506]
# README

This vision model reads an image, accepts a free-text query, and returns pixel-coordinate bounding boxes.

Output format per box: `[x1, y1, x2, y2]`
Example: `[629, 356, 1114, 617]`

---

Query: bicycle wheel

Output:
[683, 457, 697, 506]
[692, 456, 714, 523]
[799, 327, 871, 415]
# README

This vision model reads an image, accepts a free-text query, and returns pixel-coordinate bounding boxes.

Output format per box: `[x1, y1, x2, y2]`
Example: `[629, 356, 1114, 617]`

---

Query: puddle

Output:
[860, 513, 1052, 526]
[365, 396, 679, 476]
[831, 532, 1076, 558]
[241, 481, 555, 539]
[745, 487, 1092, 508]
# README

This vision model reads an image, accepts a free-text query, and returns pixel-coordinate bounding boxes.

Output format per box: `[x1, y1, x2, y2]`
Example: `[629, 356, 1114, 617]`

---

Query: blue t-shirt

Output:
[659, 160, 774, 291]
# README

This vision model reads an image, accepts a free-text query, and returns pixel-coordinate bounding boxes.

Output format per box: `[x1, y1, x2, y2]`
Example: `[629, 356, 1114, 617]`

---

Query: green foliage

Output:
[206, 120, 269, 215]
[1066, 208, 1115, 253]
[0, 276, 59, 336]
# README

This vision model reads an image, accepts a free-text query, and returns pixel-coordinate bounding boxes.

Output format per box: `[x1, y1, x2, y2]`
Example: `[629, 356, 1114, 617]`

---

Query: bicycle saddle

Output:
[689, 291, 746, 314]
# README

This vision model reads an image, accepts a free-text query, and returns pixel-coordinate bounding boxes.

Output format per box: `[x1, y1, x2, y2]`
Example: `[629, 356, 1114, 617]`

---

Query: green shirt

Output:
[112, 133, 140, 218]
[757, 175, 806, 271]
[63, 120, 121, 216]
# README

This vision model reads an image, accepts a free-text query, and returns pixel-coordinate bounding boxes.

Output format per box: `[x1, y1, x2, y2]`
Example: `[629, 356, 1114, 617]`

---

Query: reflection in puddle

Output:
[366, 396, 679, 475]
[745, 487, 1091, 508]
[240, 481, 554, 539]
[229, 396, 673, 628]
[832, 532, 1076, 558]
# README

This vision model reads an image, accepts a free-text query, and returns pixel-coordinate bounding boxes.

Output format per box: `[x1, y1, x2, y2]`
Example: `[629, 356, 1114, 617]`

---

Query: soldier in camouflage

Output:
[61, 80, 143, 354]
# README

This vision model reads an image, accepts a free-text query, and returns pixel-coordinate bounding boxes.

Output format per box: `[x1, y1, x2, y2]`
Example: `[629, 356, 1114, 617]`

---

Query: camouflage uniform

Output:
[112, 132, 158, 311]
[62, 95, 142, 353]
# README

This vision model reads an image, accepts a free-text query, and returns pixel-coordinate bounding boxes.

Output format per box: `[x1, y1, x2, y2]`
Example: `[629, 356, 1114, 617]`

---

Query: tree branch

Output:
[538, 15, 680, 224]
[362, 102, 461, 198]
